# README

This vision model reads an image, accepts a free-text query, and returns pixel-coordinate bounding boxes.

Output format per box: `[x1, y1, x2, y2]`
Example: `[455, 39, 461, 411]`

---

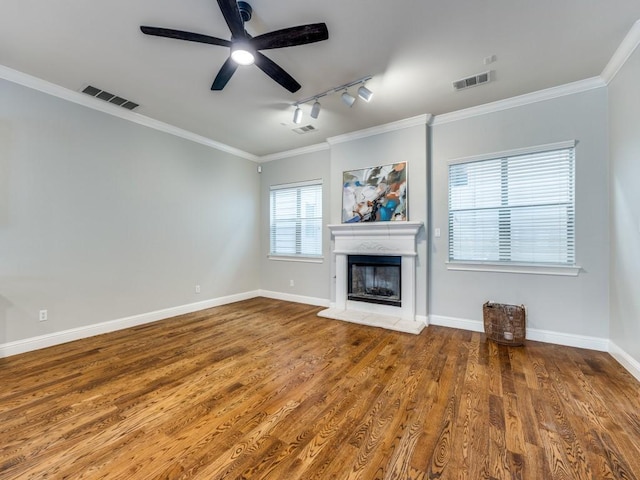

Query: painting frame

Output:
[342, 161, 408, 223]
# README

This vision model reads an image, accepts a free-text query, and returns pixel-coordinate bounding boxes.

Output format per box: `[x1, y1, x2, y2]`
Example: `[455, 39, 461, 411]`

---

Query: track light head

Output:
[357, 84, 373, 102]
[293, 106, 303, 124]
[341, 91, 356, 107]
[310, 100, 321, 119]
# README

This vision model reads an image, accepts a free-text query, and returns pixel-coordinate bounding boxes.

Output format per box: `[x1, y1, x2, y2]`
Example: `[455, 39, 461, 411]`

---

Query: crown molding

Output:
[0, 64, 258, 162]
[326, 114, 431, 146]
[601, 19, 640, 84]
[259, 142, 330, 163]
[432, 77, 606, 126]
[260, 114, 432, 162]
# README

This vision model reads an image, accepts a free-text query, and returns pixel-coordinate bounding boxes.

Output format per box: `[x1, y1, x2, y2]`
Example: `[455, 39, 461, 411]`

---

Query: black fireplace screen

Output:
[348, 255, 401, 307]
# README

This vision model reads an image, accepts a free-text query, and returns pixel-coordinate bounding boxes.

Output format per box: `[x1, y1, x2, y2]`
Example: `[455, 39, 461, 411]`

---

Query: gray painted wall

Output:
[430, 89, 610, 338]
[0, 79, 260, 344]
[259, 149, 332, 301]
[609, 47, 640, 363]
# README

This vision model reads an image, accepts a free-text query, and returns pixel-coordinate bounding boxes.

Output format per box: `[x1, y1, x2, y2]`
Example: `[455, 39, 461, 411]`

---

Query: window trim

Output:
[446, 140, 580, 275]
[447, 140, 576, 166]
[269, 179, 324, 262]
[267, 254, 324, 263]
[445, 260, 581, 276]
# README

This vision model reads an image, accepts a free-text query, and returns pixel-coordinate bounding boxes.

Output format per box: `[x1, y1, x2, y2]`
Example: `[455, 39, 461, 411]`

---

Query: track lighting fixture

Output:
[357, 84, 373, 102]
[310, 99, 321, 119]
[290, 75, 373, 124]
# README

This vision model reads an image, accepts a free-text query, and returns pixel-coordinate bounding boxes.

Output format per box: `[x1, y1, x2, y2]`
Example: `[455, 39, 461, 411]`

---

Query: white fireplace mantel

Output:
[328, 221, 423, 256]
[318, 221, 425, 334]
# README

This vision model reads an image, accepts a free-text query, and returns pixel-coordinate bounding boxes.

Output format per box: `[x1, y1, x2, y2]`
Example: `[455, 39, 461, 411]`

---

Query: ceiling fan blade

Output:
[254, 52, 301, 93]
[217, 0, 246, 39]
[140, 26, 231, 47]
[250, 23, 329, 50]
[211, 57, 239, 90]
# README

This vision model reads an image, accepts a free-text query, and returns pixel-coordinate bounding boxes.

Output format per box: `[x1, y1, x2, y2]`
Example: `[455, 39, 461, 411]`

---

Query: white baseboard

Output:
[258, 290, 330, 308]
[428, 315, 609, 351]
[429, 315, 485, 333]
[0, 290, 260, 358]
[526, 328, 609, 352]
[609, 341, 640, 382]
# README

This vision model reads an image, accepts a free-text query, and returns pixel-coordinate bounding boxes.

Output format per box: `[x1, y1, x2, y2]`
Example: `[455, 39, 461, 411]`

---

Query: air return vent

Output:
[452, 71, 491, 91]
[81, 85, 139, 110]
[292, 125, 317, 134]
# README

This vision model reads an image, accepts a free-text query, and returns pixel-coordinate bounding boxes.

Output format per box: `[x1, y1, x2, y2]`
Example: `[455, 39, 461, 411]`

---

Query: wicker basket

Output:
[483, 302, 526, 346]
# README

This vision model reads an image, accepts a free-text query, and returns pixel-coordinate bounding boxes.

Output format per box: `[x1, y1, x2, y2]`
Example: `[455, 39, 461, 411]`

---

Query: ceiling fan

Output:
[140, 0, 329, 93]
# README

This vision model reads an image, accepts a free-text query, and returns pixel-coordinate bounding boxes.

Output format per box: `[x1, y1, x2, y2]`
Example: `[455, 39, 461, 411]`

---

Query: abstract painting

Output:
[342, 162, 407, 223]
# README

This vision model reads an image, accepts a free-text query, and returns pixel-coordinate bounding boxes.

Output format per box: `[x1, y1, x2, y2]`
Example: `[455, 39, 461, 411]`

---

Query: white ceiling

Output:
[2, 1, 640, 157]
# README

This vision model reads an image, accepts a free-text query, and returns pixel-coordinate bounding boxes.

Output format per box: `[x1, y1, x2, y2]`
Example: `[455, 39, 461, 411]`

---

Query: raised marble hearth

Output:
[318, 221, 424, 334]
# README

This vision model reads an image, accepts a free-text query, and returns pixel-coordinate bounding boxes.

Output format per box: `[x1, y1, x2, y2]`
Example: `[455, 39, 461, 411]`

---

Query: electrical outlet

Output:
[39, 310, 48, 322]
[289, 280, 294, 287]
[195, 285, 201, 294]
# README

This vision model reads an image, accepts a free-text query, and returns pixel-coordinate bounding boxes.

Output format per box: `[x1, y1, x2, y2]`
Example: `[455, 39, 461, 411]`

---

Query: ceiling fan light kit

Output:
[230, 42, 255, 65]
[140, 0, 329, 92]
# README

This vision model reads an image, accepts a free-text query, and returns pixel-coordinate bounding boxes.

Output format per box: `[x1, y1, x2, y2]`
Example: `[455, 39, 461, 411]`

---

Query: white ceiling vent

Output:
[292, 125, 317, 134]
[80, 85, 139, 110]
[453, 71, 491, 91]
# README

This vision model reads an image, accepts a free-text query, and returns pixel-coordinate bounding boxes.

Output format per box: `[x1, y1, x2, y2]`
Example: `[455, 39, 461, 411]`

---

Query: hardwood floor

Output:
[1, 298, 639, 479]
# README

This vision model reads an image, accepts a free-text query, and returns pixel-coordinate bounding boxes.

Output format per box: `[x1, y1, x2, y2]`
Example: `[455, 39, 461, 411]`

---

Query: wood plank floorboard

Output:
[1, 297, 639, 479]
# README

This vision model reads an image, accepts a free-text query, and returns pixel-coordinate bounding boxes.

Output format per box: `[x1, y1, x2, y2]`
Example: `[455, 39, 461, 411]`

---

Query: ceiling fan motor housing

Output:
[238, 1, 252, 23]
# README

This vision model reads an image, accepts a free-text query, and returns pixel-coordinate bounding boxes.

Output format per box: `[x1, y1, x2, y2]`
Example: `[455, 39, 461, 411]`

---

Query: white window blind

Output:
[448, 142, 575, 265]
[270, 180, 323, 257]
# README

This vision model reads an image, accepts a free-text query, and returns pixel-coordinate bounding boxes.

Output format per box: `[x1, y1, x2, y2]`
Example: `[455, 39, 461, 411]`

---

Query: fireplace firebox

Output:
[348, 255, 401, 307]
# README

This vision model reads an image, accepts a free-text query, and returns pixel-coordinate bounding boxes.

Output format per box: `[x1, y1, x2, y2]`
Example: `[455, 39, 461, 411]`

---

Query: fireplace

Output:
[318, 221, 424, 334]
[348, 255, 401, 307]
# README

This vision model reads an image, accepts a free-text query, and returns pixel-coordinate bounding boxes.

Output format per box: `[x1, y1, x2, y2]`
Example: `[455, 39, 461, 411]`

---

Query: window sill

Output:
[446, 261, 581, 276]
[268, 255, 324, 264]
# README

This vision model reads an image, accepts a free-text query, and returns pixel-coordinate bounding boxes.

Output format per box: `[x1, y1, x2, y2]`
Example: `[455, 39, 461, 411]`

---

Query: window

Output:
[448, 141, 575, 268]
[270, 180, 323, 259]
